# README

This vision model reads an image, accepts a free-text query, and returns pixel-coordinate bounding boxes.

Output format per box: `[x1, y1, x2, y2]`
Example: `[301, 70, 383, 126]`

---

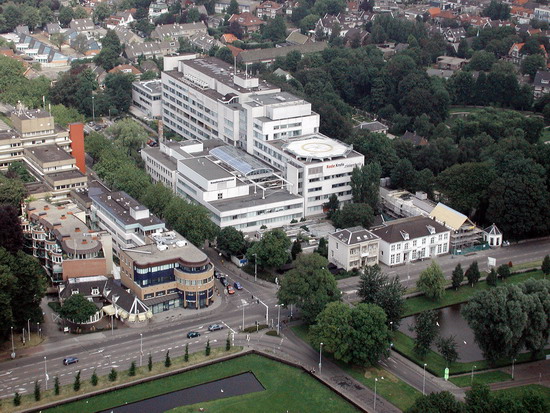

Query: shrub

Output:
[108, 368, 117, 382]
[165, 351, 171, 368]
[73, 370, 81, 391]
[13, 392, 21, 406]
[128, 361, 136, 376]
[205, 339, 211, 356]
[266, 330, 279, 336]
[54, 376, 60, 395]
[91, 370, 98, 386]
[34, 380, 40, 401]
[148, 353, 153, 371]
[184, 344, 189, 362]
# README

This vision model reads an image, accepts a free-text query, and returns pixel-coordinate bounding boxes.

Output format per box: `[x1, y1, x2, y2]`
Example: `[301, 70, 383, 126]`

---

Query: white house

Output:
[371, 216, 450, 266]
[328, 226, 380, 271]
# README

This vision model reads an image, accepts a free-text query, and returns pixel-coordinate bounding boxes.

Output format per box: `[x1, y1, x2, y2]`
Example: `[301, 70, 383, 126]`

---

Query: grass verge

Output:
[392, 330, 550, 377]
[449, 370, 512, 387]
[403, 270, 544, 316]
[18, 347, 241, 412]
[291, 324, 421, 411]
[494, 384, 550, 406]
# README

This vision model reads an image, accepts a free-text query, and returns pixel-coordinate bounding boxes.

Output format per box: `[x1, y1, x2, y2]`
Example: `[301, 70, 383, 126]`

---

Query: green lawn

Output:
[495, 384, 550, 406]
[449, 370, 512, 387]
[46, 354, 359, 413]
[404, 270, 544, 316]
[291, 324, 421, 411]
[392, 330, 550, 377]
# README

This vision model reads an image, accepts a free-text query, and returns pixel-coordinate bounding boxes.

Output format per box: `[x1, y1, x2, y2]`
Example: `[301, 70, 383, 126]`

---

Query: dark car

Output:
[208, 324, 223, 332]
[234, 282, 243, 290]
[214, 270, 222, 279]
[187, 331, 200, 338]
[63, 357, 79, 365]
[219, 277, 228, 287]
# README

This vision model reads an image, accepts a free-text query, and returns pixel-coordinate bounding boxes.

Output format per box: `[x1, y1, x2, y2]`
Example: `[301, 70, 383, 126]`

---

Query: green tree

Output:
[331, 203, 374, 229]
[405, 391, 464, 413]
[497, 263, 510, 280]
[436, 335, 459, 366]
[22, 7, 41, 31]
[54, 376, 60, 395]
[13, 392, 21, 406]
[451, 264, 464, 290]
[164, 197, 218, 247]
[93, 3, 112, 22]
[412, 310, 439, 357]
[323, 194, 339, 219]
[58, 6, 74, 27]
[466, 261, 480, 286]
[39, 6, 55, 26]
[34, 380, 40, 401]
[291, 239, 302, 260]
[141, 183, 173, 219]
[94, 29, 122, 70]
[73, 370, 81, 391]
[50, 33, 67, 51]
[486, 268, 498, 286]
[299, 14, 319, 34]
[310, 301, 390, 366]
[390, 158, 417, 191]
[107, 118, 149, 155]
[468, 51, 497, 71]
[148, 353, 153, 371]
[128, 361, 136, 376]
[350, 163, 381, 211]
[315, 237, 328, 258]
[205, 339, 211, 356]
[277, 253, 341, 324]
[482, 0, 510, 19]
[215, 46, 233, 63]
[184, 344, 189, 362]
[227, 0, 239, 14]
[103, 72, 135, 114]
[165, 350, 171, 367]
[358, 265, 405, 326]
[0, 205, 24, 254]
[108, 368, 117, 382]
[50, 104, 85, 128]
[91, 370, 98, 386]
[417, 261, 446, 301]
[59, 294, 98, 323]
[217, 227, 246, 257]
[521, 54, 546, 80]
[226, 332, 231, 350]
[0, 174, 27, 208]
[246, 229, 290, 269]
[541, 255, 550, 276]
[262, 16, 286, 42]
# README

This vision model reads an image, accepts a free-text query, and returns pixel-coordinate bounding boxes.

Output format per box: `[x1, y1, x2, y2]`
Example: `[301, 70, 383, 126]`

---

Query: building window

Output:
[218, 193, 223, 199]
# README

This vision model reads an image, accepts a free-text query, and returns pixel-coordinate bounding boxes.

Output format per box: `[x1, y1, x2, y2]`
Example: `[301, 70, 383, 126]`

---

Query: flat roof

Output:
[247, 91, 304, 107]
[268, 134, 361, 163]
[11, 109, 52, 120]
[210, 146, 273, 176]
[209, 187, 302, 213]
[123, 232, 209, 266]
[46, 170, 87, 181]
[179, 156, 234, 181]
[142, 147, 177, 171]
[133, 79, 162, 94]
[26, 145, 74, 163]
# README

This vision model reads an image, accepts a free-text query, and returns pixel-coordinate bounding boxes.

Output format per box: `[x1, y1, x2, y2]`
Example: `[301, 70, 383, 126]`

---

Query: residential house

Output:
[286, 30, 313, 45]
[346, 0, 359, 12]
[328, 226, 380, 270]
[533, 70, 550, 97]
[508, 42, 548, 64]
[401, 131, 429, 146]
[69, 18, 95, 34]
[371, 216, 451, 266]
[534, 5, 550, 23]
[344, 27, 369, 46]
[140, 60, 160, 74]
[444, 27, 466, 43]
[236, 41, 328, 65]
[355, 121, 388, 134]
[109, 64, 143, 78]
[429, 202, 483, 252]
[15, 34, 70, 66]
[188, 33, 223, 52]
[256, 1, 284, 19]
[149, 1, 169, 21]
[151, 22, 208, 41]
[44, 23, 63, 37]
[228, 12, 266, 35]
[436, 55, 468, 70]
[124, 41, 179, 61]
[427, 68, 454, 79]
[215, 0, 258, 14]
[284, 0, 300, 16]
[15, 25, 30, 35]
[221, 33, 239, 44]
[105, 11, 135, 29]
[113, 26, 143, 45]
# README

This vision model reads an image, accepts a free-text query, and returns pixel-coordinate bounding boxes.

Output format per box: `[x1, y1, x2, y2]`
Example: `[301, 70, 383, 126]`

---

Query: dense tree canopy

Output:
[246, 229, 290, 269]
[59, 294, 99, 323]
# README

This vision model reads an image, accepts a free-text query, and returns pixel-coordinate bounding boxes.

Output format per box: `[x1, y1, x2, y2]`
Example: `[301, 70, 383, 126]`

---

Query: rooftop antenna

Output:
[42, 96, 46, 111]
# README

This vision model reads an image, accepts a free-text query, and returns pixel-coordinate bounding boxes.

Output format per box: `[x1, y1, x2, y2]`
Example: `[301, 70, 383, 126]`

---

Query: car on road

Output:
[234, 282, 243, 290]
[227, 285, 235, 295]
[63, 357, 79, 365]
[187, 331, 200, 338]
[219, 277, 228, 287]
[208, 324, 223, 331]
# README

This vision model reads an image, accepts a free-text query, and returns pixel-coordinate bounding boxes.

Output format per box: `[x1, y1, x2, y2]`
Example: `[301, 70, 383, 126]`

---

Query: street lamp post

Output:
[319, 342, 323, 375]
[37, 322, 40, 338]
[92, 95, 95, 123]
[471, 365, 477, 386]
[28, 319, 31, 342]
[276, 305, 281, 335]
[253, 253, 257, 282]
[44, 356, 48, 390]
[511, 358, 516, 380]
[374, 377, 384, 412]
[242, 305, 245, 331]
[140, 333, 143, 367]
[422, 363, 427, 395]
[10, 326, 15, 359]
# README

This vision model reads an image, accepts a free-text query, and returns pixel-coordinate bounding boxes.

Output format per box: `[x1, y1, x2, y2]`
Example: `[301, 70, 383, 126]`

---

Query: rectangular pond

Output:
[98, 371, 265, 413]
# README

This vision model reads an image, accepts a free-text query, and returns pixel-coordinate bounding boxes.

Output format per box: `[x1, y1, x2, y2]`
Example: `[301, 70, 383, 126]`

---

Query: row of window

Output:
[390, 234, 449, 251]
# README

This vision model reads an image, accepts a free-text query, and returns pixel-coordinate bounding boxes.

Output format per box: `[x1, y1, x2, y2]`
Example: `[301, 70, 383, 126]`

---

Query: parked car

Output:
[187, 331, 200, 338]
[227, 285, 235, 295]
[214, 270, 222, 279]
[63, 357, 79, 365]
[208, 324, 223, 331]
[219, 277, 228, 287]
[234, 282, 243, 290]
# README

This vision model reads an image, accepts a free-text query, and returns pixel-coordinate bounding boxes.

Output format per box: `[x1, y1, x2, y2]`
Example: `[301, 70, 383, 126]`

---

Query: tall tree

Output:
[227, 0, 239, 14]
[417, 261, 446, 301]
[466, 261, 480, 286]
[59, 294, 98, 323]
[350, 163, 381, 212]
[412, 310, 439, 357]
[0, 205, 23, 254]
[310, 301, 390, 366]
[323, 194, 339, 219]
[94, 29, 122, 71]
[106, 118, 149, 155]
[486, 268, 498, 286]
[405, 391, 464, 413]
[451, 264, 464, 290]
[246, 229, 290, 269]
[358, 265, 405, 326]
[436, 335, 459, 365]
[277, 253, 341, 324]
[217, 227, 246, 257]
[331, 203, 374, 229]
[0, 175, 26, 208]
[542, 255, 550, 276]
[262, 15, 287, 42]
